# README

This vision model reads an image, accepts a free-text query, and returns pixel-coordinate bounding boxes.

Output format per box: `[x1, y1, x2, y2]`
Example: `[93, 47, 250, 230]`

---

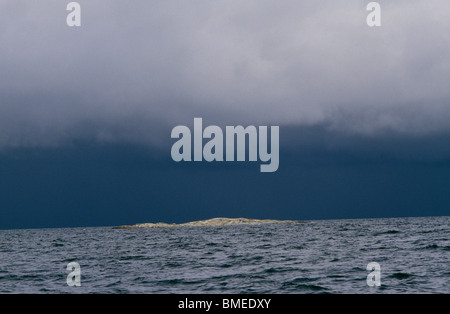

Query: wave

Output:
[373, 230, 401, 236]
[389, 273, 414, 280]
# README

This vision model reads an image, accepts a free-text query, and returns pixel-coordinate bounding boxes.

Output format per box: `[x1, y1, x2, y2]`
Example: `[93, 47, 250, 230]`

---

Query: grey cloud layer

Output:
[0, 0, 449, 148]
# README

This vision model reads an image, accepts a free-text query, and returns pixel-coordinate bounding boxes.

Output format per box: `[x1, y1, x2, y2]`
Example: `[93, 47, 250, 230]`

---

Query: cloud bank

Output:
[0, 0, 449, 148]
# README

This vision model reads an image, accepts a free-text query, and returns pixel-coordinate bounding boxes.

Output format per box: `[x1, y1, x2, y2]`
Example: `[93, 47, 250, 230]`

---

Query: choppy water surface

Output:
[0, 216, 449, 293]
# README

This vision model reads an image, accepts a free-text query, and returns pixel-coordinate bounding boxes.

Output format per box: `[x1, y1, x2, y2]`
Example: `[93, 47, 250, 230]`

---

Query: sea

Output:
[0, 216, 448, 294]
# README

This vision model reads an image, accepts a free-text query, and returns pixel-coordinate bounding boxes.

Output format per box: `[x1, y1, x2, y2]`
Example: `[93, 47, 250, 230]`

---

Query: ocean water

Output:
[0, 216, 448, 294]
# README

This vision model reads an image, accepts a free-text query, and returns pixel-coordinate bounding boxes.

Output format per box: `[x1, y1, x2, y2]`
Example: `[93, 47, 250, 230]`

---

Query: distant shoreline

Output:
[113, 217, 304, 229]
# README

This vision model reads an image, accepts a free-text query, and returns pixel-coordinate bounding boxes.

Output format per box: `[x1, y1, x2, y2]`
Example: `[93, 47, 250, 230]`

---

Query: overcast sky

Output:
[1, 1, 450, 228]
[0, 0, 449, 148]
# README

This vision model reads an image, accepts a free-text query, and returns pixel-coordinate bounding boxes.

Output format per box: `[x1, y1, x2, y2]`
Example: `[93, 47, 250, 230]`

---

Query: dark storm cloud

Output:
[0, 0, 449, 148]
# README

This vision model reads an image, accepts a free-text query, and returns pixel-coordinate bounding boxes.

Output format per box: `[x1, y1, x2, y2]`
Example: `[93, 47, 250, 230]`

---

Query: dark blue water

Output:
[0, 216, 448, 293]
